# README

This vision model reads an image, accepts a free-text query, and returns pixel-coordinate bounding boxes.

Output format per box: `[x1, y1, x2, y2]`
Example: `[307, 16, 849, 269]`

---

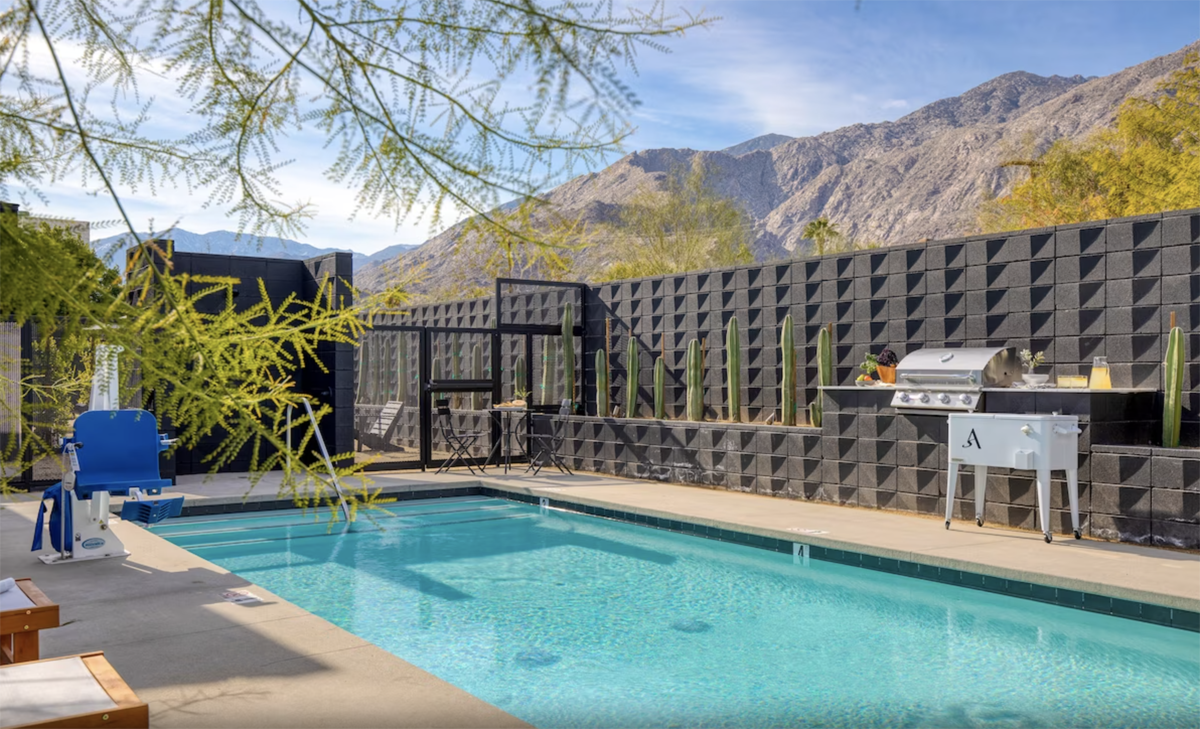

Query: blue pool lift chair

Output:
[32, 409, 182, 563]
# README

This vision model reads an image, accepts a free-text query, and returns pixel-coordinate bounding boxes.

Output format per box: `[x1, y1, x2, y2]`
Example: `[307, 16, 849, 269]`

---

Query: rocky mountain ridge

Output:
[356, 42, 1196, 294]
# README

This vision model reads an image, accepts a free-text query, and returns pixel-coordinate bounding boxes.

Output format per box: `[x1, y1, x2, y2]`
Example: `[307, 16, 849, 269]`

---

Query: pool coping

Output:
[169, 478, 1199, 633]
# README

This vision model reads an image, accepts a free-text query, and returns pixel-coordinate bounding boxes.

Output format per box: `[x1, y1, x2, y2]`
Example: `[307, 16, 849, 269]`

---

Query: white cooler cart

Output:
[946, 412, 1083, 543]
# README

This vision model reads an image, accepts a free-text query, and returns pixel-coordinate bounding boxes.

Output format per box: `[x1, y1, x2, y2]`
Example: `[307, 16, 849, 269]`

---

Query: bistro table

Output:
[488, 406, 528, 474]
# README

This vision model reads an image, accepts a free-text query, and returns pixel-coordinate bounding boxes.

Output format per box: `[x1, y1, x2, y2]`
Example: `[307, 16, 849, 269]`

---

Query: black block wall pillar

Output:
[303, 252, 355, 460]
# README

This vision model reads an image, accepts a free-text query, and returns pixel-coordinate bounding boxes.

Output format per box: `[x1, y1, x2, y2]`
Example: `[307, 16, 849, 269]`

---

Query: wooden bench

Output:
[0, 579, 59, 665]
[0, 651, 149, 728]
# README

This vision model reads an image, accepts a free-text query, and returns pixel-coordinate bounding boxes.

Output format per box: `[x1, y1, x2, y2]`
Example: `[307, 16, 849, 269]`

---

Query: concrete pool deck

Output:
[3, 467, 1198, 726]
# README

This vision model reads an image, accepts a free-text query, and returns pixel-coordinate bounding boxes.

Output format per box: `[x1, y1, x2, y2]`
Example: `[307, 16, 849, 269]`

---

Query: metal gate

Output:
[355, 278, 586, 472]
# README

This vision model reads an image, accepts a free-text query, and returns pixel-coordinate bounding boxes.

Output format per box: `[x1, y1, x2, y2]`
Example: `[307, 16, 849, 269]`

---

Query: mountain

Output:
[91, 229, 417, 271]
[355, 42, 1197, 294]
[722, 134, 794, 157]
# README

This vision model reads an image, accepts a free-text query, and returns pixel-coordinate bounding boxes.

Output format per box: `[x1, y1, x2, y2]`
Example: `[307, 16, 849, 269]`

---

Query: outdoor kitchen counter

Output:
[822, 386, 1156, 392]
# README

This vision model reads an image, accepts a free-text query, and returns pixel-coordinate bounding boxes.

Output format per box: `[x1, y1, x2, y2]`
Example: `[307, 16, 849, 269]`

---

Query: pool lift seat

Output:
[31, 345, 182, 564]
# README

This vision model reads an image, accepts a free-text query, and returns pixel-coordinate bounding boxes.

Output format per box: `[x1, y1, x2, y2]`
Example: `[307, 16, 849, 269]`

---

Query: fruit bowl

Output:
[1022, 374, 1050, 387]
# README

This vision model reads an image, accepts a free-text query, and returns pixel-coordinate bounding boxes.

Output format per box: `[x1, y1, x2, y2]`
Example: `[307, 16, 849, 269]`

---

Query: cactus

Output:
[810, 324, 833, 427]
[431, 357, 443, 403]
[781, 314, 796, 426]
[562, 302, 575, 408]
[626, 337, 640, 418]
[471, 343, 484, 410]
[1163, 324, 1184, 447]
[356, 336, 368, 404]
[687, 339, 704, 421]
[513, 355, 527, 400]
[395, 333, 409, 403]
[654, 356, 666, 419]
[596, 348, 610, 416]
[726, 317, 741, 423]
[541, 335, 557, 406]
[451, 333, 461, 408]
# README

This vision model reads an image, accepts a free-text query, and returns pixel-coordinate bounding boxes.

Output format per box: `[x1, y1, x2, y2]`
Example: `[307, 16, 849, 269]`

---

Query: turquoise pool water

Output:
[160, 497, 1199, 728]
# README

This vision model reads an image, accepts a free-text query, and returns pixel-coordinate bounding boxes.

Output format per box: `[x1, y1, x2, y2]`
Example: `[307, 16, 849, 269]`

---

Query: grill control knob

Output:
[899, 392, 911, 403]
[938, 394, 951, 404]
[960, 394, 973, 405]
[918, 393, 930, 403]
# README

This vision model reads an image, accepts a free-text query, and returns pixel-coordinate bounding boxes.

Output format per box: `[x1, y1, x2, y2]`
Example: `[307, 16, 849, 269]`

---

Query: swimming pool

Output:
[160, 496, 1199, 728]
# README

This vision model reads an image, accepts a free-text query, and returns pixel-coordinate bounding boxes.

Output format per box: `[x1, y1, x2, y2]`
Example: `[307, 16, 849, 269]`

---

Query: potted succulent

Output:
[857, 354, 878, 386]
[875, 348, 898, 384]
[1019, 349, 1048, 387]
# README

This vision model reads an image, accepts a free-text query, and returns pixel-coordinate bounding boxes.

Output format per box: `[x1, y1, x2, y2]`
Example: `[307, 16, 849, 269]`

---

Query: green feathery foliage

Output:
[0, 0, 710, 509]
[598, 160, 754, 281]
[1, 216, 372, 507]
[978, 52, 1200, 232]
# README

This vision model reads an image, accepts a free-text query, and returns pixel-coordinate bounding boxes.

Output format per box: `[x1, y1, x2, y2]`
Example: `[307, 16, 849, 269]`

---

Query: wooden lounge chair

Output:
[0, 651, 148, 728]
[0, 578, 60, 665]
[356, 401, 405, 452]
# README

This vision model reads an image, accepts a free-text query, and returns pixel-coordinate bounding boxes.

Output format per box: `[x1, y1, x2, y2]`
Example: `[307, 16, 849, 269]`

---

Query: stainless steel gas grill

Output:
[889, 347, 1019, 413]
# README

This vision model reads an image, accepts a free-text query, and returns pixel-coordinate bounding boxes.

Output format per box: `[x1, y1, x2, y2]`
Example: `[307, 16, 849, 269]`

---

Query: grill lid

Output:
[894, 346, 1018, 390]
[890, 346, 1019, 413]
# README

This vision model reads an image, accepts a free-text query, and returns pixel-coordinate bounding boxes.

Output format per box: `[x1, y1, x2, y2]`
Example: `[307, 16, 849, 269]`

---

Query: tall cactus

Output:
[809, 324, 833, 427]
[471, 343, 484, 410]
[356, 336, 369, 404]
[654, 356, 666, 419]
[687, 338, 704, 421]
[541, 334, 557, 406]
[726, 317, 741, 422]
[451, 333, 461, 408]
[626, 336, 640, 418]
[513, 355, 527, 401]
[781, 314, 796, 426]
[431, 357, 443, 404]
[395, 333, 409, 403]
[596, 348, 610, 416]
[1163, 324, 1184, 447]
[562, 302, 575, 408]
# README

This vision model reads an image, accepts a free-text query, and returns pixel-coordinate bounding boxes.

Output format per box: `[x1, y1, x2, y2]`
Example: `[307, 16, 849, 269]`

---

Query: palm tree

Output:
[801, 217, 842, 256]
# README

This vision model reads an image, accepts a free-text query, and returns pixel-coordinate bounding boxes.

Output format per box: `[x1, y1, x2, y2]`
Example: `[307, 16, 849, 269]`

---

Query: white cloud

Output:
[881, 99, 910, 110]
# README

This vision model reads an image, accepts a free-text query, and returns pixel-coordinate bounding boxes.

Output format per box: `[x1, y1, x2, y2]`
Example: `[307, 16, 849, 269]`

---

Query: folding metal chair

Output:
[434, 399, 481, 475]
[527, 400, 573, 476]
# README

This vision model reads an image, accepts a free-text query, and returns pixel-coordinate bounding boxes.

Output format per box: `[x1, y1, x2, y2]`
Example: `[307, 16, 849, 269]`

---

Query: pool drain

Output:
[670, 618, 712, 633]
[515, 649, 561, 667]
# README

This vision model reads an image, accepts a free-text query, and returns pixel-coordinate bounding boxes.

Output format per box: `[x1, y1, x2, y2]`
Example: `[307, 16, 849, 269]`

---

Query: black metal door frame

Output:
[493, 278, 588, 414]
[419, 324, 496, 470]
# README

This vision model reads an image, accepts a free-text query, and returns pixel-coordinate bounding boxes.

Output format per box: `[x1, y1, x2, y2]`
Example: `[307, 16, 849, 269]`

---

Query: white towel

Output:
[0, 578, 15, 594]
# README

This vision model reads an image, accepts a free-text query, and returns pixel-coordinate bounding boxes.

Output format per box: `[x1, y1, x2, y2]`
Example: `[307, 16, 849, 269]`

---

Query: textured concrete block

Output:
[1162, 213, 1200, 247]
[1151, 488, 1199, 524]
[1152, 521, 1200, 550]
[1092, 452, 1152, 487]
[1153, 455, 1200, 491]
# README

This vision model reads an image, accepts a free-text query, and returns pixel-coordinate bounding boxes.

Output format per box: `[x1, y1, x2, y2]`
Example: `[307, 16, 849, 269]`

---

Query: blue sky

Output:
[15, 0, 1200, 254]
